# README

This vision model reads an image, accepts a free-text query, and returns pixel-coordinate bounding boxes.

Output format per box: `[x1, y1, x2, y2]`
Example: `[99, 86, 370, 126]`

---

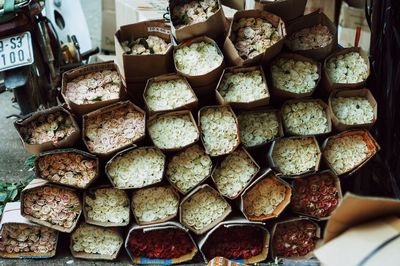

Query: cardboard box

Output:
[115, 0, 167, 28]
[34, 148, 100, 190]
[102, 10, 116, 52]
[255, 0, 307, 22]
[328, 88, 377, 131]
[314, 193, 400, 266]
[304, 0, 336, 22]
[223, 9, 286, 66]
[197, 217, 270, 264]
[14, 105, 81, 155]
[216, 65, 270, 109]
[0, 202, 59, 259]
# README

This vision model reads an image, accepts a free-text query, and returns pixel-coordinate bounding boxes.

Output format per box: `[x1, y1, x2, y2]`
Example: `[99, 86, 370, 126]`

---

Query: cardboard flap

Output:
[0, 202, 34, 228]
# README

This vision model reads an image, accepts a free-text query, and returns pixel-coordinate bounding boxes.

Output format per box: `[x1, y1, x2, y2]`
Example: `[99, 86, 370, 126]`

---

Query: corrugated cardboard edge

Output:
[197, 217, 269, 264]
[321, 129, 380, 176]
[268, 136, 322, 178]
[255, 0, 307, 22]
[105, 146, 166, 189]
[14, 105, 81, 155]
[34, 148, 100, 190]
[239, 168, 292, 221]
[211, 147, 260, 200]
[83, 185, 130, 227]
[143, 73, 198, 115]
[20, 179, 82, 233]
[82, 100, 146, 157]
[223, 9, 286, 66]
[70, 222, 123, 260]
[328, 88, 378, 131]
[280, 98, 332, 136]
[125, 221, 199, 265]
[198, 105, 240, 157]
[269, 53, 322, 99]
[179, 184, 232, 235]
[0, 202, 59, 259]
[215, 65, 270, 109]
[147, 110, 200, 152]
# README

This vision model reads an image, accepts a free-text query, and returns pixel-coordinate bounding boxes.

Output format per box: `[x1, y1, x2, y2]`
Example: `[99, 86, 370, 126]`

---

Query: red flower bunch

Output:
[272, 220, 319, 258]
[203, 226, 263, 260]
[291, 174, 339, 218]
[128, 228, 194, 259]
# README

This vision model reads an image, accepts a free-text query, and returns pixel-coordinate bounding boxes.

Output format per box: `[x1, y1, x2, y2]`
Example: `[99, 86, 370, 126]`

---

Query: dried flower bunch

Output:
[65, 70, 120, 104]
[238, 111, 280, 147]
[323, 134, 369, 175]
[213, 149, 259, 198]
[148, 113, 199, 150]
[288, 24, 333, 50]
[0, 224, 57, 254]
[282, 101, 329, 135]
[292, 174, 339, 218]
[107, 147, 165, 189]
[128, 229, 195, 259]
[271, 58, 319, 94]
[37, 152, 97, 188]
[272, 220, 319, 258]
[172, 0, 218, 29]
[84, 104, 145, 154]
[243, 176, 287, 217]
[331, 96, 374, 125]
[200, 106, 239, 156]
[23, 186, 80, 229]
[203, 226, 264, 260]
[174, 41, 223, 76]
[272, 137, 320, 175]
[122, 35, 170, 55]
[132, 186, 179, 223]
[326, 52, 369, 83]
[71, 224, 122, 256]
[181, 186, 229, 231]
[20, 111, 76, 145]
[218, 70, 268, 103]
[145, 78, 196, 112]
[84, 187, 129, 225]
[232, 17, 282, 60]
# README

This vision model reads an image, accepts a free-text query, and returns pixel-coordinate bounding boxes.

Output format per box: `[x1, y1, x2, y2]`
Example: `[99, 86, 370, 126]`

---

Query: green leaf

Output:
[9, 189, 18, 201]
[24, 155, 37, 168]
[0, 191, 8, 202]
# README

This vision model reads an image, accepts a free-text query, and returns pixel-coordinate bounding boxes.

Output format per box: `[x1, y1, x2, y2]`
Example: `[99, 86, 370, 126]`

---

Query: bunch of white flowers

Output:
[84, 187, 130, 225]
[238, 111, 280, 147]
[166, 144, 212, 194]
[271, 58, 319, 94]
[282, 101, 329, 135]
[272, 137, 320, 175]
[326, 52, 369, 83]
[331, 96, 374, 125]
[323, 134, 369, 175]
[243, 176, 287, 217]
[288, 24, 333, 50]
[174, 41, 223, 76]
[181, 186, 229, 231]
[148, 113, 199, 150]
[200, 106, 239, 156]
[218, 70, 269, 103]
[132, 186, 179, 223]
[145, 78, 196, 112]
[72, 224, 123, 256]
[213, 148, 259, 198]
[107, 147, 165, 189]
[172, 0, 218, 29]
[122, 35, 170, 55]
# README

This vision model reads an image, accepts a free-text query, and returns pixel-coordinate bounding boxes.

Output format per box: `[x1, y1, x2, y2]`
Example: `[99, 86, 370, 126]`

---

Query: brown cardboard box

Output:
[197, 217, 270, 263]
[314, 193, 400, 266]
[255, 0, 308, 22]
[34, 148, 99, 190]
[285, 11, 337, 61]
[216, 65, 270, 109]
[304, 0, 336, 22]
[102, 10, 116, 52]
[224, 9, 286, 66]
[14, 106, 81, 155]
[0, 202, 59, 259]
[328, 88, 377, 131]
[220, 0, 245, 10]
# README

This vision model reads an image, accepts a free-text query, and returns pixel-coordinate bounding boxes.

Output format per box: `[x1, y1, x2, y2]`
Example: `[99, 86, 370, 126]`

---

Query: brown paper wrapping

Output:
[255, 0, 308, 22]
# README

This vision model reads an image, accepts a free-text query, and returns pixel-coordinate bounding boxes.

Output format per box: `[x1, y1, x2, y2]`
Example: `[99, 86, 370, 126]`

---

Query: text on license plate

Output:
[0, 31, 34, 72]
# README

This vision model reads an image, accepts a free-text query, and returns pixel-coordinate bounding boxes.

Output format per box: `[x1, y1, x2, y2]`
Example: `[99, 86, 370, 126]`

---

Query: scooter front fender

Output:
[4, 66, 30, 90]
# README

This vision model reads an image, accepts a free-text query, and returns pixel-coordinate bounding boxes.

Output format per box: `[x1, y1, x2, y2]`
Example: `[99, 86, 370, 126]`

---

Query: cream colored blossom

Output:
[122, 35, 170, 55]
[288, 24, 333, 50]
[172, 0, 218, 29]
[331, 96, 374, 125]
[326, 52, 368, 84]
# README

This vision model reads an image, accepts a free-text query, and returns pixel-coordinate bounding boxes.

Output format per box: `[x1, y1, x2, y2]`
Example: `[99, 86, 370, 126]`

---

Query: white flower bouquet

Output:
[166, 144, 212, 194]
[122, 35, 170, 55]
[171, 0, 219, 29]
[106, 146, 165, 189]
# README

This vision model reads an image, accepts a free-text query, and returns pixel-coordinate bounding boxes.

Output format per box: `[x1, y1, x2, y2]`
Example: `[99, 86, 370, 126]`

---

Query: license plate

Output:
[0, 32, 34, 72]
